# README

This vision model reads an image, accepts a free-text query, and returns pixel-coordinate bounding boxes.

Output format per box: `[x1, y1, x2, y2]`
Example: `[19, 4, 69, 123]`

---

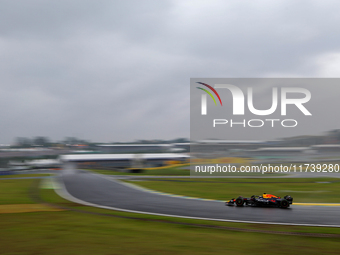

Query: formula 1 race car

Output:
[226, 193, 293, 208]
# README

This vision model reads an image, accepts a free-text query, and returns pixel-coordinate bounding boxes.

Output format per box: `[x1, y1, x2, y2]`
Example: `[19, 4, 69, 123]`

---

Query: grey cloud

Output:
[1, 0, 340, 143]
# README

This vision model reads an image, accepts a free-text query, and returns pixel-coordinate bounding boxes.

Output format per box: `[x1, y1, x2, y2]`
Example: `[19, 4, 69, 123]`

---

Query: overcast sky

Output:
[1, 0, 340, 144]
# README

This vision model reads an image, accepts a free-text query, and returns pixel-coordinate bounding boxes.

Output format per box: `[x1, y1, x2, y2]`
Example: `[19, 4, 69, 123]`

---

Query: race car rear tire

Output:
[280, 199, 289, 208]
[235, 197, 244, 206]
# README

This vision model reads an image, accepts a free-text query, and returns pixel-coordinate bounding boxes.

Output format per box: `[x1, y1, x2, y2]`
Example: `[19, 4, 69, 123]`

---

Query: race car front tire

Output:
[235, 197, 244, 206]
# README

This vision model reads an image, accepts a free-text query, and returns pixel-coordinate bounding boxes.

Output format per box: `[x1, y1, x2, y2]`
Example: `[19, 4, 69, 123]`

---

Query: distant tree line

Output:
[14, 136, 92, 148]
[15, 136, 51, 147]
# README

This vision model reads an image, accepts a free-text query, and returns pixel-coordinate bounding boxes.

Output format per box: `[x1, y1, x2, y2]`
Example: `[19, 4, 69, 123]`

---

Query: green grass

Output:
[0, 173, 51, 178]
[0, 179, 37, 205]
[1, 176, 340, 254]
[125, 178, 340, 203]
[2, 210, 340, 255]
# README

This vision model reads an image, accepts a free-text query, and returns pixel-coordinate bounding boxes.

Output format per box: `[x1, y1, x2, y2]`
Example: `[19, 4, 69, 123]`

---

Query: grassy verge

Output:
[0, 179, 39, 205]
[0, 173, 51, 178]
[124, 177, 340, 203]
[1, 176, 340, 254]
[3, 209, 340, 255]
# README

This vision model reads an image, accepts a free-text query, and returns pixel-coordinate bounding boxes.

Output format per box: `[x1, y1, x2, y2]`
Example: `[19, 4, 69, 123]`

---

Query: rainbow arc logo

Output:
[196, 82, 222, 106]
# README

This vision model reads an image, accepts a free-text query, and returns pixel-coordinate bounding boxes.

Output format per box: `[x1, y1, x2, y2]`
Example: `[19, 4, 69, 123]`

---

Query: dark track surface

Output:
[60, 170, 340, 227]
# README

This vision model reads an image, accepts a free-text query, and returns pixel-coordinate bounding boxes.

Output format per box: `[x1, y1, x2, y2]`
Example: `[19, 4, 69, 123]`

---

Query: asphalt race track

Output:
[59, 170, 340, 227]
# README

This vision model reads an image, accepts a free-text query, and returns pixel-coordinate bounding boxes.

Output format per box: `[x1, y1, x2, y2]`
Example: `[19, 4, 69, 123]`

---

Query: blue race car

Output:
[226, 193, 293, 208]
